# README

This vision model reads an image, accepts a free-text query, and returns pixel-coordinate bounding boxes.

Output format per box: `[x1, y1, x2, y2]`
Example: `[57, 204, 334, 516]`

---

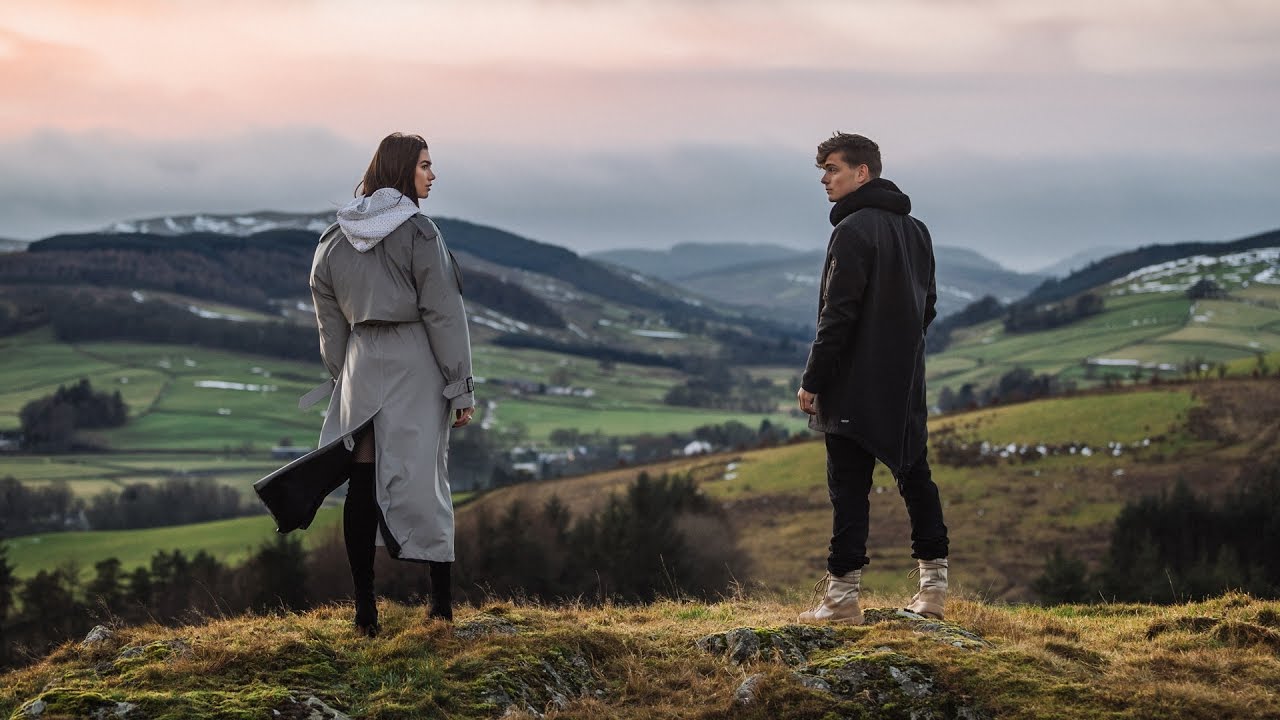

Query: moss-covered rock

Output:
[15, 689, 137, 719]
[695, 625, 839, 665]
[861, 608, 991, 650]
[468, 647, 596, 717]
[794, 650, 988, 719]
[269, 693, 352, 720]
[455, 610, 524, 641]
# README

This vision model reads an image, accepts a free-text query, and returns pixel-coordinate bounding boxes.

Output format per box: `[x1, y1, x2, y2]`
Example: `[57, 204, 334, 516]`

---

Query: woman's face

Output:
[414, 149, 435, 199]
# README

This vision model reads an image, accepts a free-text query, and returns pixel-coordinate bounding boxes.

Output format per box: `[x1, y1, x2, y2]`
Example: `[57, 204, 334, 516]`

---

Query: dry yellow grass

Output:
[3, 592, 1279, 719]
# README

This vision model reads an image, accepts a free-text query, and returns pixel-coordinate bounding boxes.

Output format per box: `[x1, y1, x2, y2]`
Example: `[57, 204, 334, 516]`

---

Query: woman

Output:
[256, 132, 474, 636]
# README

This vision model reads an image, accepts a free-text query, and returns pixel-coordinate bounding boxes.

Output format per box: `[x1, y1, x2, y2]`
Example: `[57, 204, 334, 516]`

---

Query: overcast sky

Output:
[2, 0, 1278, 271]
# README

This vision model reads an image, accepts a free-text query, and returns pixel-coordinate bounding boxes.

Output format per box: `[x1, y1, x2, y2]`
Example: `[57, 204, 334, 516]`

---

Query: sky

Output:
[1, 0, 1278, 271]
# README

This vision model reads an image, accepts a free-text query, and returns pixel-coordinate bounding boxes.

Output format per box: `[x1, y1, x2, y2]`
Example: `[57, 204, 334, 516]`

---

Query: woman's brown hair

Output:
[356, 132, 429, 205]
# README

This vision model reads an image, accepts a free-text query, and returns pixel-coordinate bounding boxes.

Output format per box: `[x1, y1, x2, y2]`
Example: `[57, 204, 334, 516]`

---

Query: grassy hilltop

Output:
[3, 592, 1280, 719]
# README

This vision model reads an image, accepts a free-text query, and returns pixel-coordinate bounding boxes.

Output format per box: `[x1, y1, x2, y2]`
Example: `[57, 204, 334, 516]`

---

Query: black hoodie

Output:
[800, 177, 937, 476]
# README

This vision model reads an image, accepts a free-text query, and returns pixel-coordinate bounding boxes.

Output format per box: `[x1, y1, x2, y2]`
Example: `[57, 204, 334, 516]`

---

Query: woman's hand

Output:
[452, 407, 475, 428]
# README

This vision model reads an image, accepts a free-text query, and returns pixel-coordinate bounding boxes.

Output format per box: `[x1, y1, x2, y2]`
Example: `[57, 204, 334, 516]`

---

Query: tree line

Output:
[1003, 292, 1105, 333]
[1, 231, 564, 335]
[0, 472, 749, 670]
[936, 367, 1070, 414]
[446, 416, 798, 492]
[0, 476, 261, 538]
[0, 536, 309, 670]
[663, 363, 783, 412]
[1034, 463, 1280, 604]
[454, 471, 747, 603]
[18, 378, 128, 452]
[48, 291, 320, 363]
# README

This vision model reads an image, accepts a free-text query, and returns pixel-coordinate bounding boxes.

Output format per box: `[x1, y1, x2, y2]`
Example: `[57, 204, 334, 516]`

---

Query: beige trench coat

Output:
[255, 215, 473, 563]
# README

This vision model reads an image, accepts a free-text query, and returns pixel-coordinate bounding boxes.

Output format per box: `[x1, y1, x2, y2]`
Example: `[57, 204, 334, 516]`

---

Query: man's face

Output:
[819, 153, 870, 202]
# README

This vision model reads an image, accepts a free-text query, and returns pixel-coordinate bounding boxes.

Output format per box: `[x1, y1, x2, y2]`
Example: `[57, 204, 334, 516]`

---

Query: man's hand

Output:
[453, 407, 475, 428]
[797, 387, 818, 415]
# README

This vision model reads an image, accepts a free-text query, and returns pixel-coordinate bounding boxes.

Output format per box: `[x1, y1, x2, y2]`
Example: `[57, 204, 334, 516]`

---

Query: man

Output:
[796, 133, 950, 624]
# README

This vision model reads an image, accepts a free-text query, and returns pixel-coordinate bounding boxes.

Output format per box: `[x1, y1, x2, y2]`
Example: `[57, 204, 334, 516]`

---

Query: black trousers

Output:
[825, 433, 949, 575]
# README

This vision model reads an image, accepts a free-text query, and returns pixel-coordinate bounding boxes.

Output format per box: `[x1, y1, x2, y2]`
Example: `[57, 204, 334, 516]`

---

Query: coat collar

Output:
[829, 177, 912, 226]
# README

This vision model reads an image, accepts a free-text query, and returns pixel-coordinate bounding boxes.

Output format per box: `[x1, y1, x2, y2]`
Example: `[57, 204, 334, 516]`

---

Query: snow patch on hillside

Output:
[105, 212, 334, 237]
[1110, 247, 1280, 294]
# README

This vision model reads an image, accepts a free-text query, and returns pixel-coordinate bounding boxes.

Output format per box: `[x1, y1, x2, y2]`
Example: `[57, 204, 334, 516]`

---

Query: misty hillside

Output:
[0, 238, 29, 254]
[0, 214, 814, 385]
[590, 242, 802, 281]
[604, 245, 1044, 326]
[1033, 245, 1124, 278]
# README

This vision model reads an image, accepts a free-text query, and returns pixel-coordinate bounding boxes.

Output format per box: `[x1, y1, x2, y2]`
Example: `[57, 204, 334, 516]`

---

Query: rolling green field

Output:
[928, 271, 1280, 401]
[0, 330, 803, 447]
[3, 247, 1276, 597]
[4, 508, 342, 580]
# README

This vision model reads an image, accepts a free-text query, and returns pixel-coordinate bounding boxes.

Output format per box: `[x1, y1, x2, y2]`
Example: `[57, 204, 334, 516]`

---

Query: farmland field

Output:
[4, 508, 343, 580]
[928, 276, 1280, 400]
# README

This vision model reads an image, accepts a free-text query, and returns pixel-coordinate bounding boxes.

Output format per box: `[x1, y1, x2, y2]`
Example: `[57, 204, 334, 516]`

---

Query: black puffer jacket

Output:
[800, 178, 937, 477]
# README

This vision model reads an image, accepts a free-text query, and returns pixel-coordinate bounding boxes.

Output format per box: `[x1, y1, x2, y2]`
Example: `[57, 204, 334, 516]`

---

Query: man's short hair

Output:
[816, 133, 881, 177]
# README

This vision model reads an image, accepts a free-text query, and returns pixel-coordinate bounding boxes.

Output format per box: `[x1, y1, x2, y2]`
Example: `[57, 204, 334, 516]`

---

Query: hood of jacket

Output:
[829, 177, 911, 226]
[336, 188, 421, 252]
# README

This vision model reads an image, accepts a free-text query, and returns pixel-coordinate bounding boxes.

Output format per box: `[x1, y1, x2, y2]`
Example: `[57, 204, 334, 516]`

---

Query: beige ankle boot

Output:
[798, 570, 864, 625]
[905, 558, 948, 619]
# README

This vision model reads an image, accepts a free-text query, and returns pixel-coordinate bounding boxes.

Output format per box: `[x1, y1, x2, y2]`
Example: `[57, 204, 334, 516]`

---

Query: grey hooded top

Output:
[311, 188, 474, 411]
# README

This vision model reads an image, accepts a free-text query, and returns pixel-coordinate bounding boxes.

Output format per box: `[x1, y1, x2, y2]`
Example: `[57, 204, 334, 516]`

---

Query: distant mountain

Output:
[1034, 246, 1125, 278]
[626, 244, 1044, 326]
[2, 212, 811, 369]
[104, 211, 334, 236]
[94, 212, 715, 318]
[0, 238, 30, 254]
[589, 243, 802, 282]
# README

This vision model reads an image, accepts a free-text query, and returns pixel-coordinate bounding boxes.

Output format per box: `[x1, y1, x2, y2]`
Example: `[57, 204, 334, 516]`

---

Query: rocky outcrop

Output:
[861, 608, 992, 650]
[794, 650, 988, 719]
[696, 625, 839, 665]
[696, 613, 992, 718]
[470, 648, 597, 718]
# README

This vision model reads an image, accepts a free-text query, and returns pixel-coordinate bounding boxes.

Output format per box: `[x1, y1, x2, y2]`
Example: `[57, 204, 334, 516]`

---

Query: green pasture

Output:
[1071, 297, 1191, 332]
[100, 411, 319, 451]
[0, 452, 284, 499]
[491, 396, 810, 442]
[3, 508, 344, 581]
[1225, 349, 1280, 375]
[1235, 283, 1280, 304]
[926, 355, 979, 382]
[1190, 298, 1280, 328]
[0, 331, 117, 396]
[1097, 340, 1264, 366]
[931, 389, 1196, 446]
[1159, 325, 1280, 352]
[472, 344, 683, 406]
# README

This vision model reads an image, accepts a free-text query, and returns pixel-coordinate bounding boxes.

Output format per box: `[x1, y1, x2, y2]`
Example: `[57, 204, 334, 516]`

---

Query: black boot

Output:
[428, 561, 453, 622]
[345, 463, 379, 637]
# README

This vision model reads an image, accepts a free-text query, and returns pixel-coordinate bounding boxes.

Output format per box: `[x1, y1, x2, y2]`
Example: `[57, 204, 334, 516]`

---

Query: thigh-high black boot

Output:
[344, 462, 379, 636]
[428, 561, 452, 622]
